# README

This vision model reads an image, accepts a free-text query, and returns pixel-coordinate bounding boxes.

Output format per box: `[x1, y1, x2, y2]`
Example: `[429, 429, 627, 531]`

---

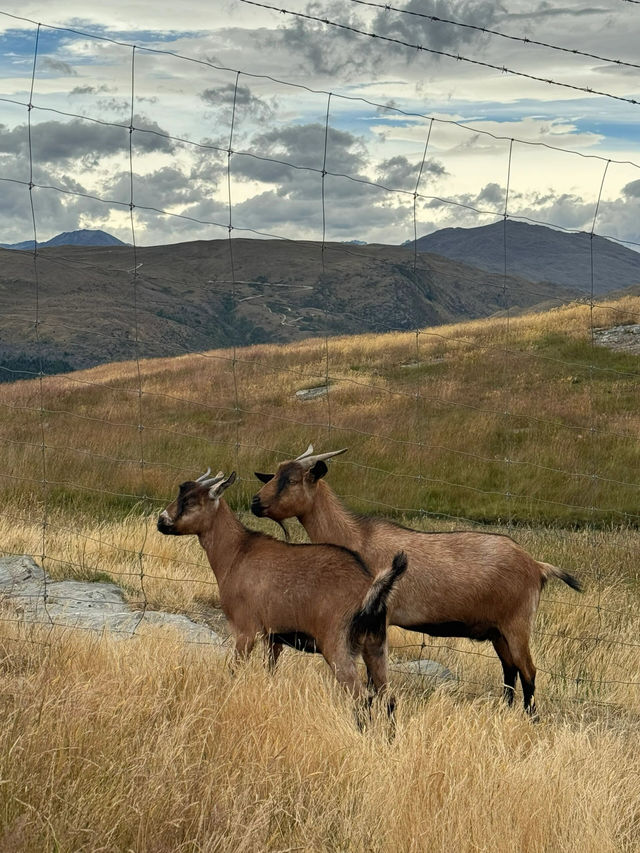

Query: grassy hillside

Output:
[1, 291, 638, 526]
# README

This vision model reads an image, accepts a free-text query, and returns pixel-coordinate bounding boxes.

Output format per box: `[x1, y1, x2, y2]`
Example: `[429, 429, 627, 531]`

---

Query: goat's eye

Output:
[287, 477, 299, 486]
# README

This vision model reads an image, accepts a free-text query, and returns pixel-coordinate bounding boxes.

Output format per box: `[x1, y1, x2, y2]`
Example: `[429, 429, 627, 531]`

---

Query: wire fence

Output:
[0, 9, 639, 712]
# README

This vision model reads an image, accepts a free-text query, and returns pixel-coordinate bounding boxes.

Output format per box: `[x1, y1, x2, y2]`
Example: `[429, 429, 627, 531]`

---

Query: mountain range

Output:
[1, 222, 638, 381]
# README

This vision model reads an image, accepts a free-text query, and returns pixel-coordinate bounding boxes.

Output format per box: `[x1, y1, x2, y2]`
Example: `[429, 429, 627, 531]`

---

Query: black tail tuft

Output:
[349, 551, 408, 647]
[387, 550, 409, 589]
[559, 570, 582, 593]
[542, 561, 583, 593]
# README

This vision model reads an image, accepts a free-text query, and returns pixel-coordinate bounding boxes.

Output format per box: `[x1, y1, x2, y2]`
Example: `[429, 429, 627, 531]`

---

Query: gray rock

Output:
[400, 357, 445, 368]
[392, 658, 455, 685]
[117, 610, 227, 645]
[0, 554, 46, 589]
[45, 580, 128, 612]
[295, 385, 329, 401]
[594, 324, 640, 354]
[0, 555, 225, 647]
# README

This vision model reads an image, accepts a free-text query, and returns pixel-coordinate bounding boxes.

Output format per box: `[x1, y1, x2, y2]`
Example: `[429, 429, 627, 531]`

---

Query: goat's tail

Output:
[539, 561, 583, 592]
[350, 551, 408, 646]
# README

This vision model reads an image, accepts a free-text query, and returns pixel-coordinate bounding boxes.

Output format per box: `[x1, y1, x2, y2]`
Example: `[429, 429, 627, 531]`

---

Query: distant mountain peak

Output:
[48, 229, 127, 246]
[1, 229, 127, 250]
[411, 221, 639, 294]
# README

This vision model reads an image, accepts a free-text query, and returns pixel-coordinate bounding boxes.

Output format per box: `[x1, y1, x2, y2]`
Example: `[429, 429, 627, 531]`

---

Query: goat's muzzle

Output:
[157, 516, 177, 535]
[250, 495, 265, 517]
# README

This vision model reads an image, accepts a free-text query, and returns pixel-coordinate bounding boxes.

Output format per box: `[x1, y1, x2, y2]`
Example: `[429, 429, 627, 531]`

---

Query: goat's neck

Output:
[300, 480, 364, 551]
[198, 499, 246, 587]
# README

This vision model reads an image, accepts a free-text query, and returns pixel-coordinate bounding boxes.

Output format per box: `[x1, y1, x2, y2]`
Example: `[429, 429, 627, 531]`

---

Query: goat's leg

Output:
[360, 645, 377, 692]
[323, 643, 371, 729]
[518, 652, 537, 718]
[361, 638, 396, 719]
[503, 631, 537, 717]
[229, 631, 256, 674]
[262, 637, 284, 672]
[361, 638, 398, 740]
[492, 635, 518, 706]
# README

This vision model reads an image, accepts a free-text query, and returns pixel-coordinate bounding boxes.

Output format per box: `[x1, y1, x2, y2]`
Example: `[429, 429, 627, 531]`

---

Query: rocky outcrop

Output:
[594, 323, 640, 354]
[0, 554, 226, 645]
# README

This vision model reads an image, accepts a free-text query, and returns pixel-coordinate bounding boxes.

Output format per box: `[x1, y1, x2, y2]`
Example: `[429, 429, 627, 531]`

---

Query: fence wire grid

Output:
[0, 9, 639, 713]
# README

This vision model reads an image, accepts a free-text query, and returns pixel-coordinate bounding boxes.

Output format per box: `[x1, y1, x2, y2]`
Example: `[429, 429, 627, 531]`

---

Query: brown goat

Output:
[158, 469, 407, 717]
[251, 446, 582, 715]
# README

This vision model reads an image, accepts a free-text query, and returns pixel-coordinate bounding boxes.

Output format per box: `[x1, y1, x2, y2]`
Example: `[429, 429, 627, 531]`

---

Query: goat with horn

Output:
[158, 468, 407, 724]
[252, 446, 582, 716]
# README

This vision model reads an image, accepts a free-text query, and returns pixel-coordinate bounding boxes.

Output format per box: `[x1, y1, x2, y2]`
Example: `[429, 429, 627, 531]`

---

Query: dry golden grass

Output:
[1, 295, 639, 850]
[1, 508, 638, 711]
[0, 621, 638, 853]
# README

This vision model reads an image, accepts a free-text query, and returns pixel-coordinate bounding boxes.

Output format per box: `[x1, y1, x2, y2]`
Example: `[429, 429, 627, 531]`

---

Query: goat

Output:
[157, 468, 407, 719]
[251, 446, 583, 716]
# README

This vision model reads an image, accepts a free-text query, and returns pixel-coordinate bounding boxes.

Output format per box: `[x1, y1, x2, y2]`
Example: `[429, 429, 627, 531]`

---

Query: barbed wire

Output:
[3, 380, 640, 471]
[2, 296, 640, 388]
[345, 0, 640, 70]
[3, 456, 637, 522]
[238, 0, 640, 107]
[5, 159, 639, 255]
[0, 526, 632, 619]
[25, 21, 54, 637]
[6, 228, 640, 332]
[1, 611, 637, 695]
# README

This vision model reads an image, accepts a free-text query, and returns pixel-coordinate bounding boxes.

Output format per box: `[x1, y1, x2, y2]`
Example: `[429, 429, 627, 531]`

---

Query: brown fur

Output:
[158, 474, 406, 719]
[252, 454, 583, 715]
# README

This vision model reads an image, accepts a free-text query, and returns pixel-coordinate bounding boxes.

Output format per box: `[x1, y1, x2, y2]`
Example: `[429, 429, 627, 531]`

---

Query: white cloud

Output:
[0, 0, 638, 247]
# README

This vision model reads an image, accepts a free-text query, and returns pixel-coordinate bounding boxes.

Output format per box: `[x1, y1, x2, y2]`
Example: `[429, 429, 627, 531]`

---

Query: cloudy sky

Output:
[0, 0, 639, 247]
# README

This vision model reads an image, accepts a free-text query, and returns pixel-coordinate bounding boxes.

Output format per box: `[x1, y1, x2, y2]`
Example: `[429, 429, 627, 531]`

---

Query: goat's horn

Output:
[298, 448, 348, 467]
[209, 470, 237, 495]
[200, 470, 225, 487]
[309, 448, 348, 462]
[196, 468, 212, 482]
[295, 444, 315, 461]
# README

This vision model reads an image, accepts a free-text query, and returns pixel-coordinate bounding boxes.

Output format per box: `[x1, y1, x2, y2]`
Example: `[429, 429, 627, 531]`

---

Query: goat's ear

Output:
[209, 471, 237, 499]
[308, 460, 328, 482]
[254, 471, 274, 484]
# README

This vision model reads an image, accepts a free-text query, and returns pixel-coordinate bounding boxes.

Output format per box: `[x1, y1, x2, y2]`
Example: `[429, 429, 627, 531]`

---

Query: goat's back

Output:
[356, 521, 543, 629]
[222, 535, 374, 641]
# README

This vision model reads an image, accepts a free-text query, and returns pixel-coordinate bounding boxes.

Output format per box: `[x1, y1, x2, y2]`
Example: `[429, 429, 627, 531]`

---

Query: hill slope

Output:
[0, 237, 582, 378]
[1, 292, 638, 526]
[412, 221, 640, 294]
